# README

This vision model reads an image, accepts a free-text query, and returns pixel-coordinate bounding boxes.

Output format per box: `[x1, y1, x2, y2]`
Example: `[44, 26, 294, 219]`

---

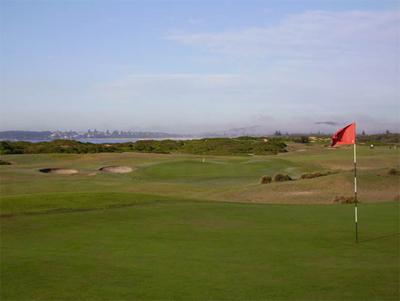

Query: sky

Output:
[1, 0, 399, 135]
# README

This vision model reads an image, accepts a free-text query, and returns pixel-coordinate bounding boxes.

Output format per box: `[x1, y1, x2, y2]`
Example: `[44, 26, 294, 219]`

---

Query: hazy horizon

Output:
[1, 0, 399, 135]
[0, 124, 396, 137]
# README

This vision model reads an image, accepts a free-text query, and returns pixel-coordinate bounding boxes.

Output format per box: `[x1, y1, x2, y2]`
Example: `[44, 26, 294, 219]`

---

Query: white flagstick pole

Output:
[354, 141, 358, 243]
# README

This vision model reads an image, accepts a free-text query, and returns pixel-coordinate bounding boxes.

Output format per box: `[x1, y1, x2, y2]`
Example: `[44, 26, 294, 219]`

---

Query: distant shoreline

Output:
[79, 137, 196, 141]
[0, 137, 198, 144]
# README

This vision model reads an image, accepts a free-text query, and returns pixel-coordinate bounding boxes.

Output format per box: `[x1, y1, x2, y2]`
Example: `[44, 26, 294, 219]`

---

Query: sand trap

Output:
[99, 166, 132, 173]
[39, 168, 78, 174]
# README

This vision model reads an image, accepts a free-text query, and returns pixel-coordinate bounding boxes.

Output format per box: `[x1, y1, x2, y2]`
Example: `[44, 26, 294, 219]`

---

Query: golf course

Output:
[1, 141, 399, 300]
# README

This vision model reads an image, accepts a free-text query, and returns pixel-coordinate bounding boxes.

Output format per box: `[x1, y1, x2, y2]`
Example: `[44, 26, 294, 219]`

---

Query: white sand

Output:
[99, 166, 132, 173]
[39, 168, 78, 174]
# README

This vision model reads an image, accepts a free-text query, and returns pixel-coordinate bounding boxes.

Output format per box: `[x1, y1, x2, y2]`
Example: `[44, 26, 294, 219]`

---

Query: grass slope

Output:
[1, 201, 398, 300]
[1, 146, 399, 204]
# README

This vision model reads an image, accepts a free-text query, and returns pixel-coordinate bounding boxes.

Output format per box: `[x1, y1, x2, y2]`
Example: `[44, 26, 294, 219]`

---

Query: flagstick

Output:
[354, 142, 358, 243]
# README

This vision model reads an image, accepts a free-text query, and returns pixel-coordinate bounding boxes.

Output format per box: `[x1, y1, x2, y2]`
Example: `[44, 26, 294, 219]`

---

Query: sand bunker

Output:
[99, 166, 132, 173]
[39, 168, 78, 174]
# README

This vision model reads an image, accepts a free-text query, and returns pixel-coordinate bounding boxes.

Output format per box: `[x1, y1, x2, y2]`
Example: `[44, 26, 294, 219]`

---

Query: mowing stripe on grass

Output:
[1, 201, 398, 300]
[0, 192, 213, 216]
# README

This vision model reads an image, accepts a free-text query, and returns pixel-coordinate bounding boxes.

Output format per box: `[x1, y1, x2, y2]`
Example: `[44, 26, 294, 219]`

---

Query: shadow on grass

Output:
[360, 233, 399, 243]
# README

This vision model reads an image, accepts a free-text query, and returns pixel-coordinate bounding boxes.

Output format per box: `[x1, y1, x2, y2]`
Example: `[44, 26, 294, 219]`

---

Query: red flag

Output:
[331, 123, 356, 147]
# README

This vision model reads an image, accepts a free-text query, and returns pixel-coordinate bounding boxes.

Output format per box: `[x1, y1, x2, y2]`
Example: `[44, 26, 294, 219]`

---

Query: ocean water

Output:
[76, 139, 138, 144]
[1, 139, 138, 144]
[2, 138, 195, 144]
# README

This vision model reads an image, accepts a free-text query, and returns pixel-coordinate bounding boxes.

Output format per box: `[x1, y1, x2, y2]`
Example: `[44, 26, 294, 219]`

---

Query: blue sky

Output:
[1, 0, 399, 134]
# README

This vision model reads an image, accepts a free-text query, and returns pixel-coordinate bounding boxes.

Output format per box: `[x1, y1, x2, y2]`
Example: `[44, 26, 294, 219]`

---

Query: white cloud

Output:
[166, 9, 399, 59]
[189, 19, 203, 24]
[160, 9, 399, 133]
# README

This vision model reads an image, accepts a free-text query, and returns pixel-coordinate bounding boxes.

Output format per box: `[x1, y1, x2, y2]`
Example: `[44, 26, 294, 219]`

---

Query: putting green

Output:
[141, 158, 306, 183]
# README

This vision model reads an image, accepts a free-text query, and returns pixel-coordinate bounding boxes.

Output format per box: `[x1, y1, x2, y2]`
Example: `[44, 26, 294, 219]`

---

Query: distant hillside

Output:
[0, 131, 52, 140]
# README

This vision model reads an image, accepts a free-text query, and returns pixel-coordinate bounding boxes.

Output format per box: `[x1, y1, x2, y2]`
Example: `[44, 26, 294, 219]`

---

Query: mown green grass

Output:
[0, 192, 207, 216]
[142, 159, 303, 184]
[0, 153, 315, 201]
[1, 146, 399, 204]
[1, 201, 398, 300]
[1, 147, 399, 300]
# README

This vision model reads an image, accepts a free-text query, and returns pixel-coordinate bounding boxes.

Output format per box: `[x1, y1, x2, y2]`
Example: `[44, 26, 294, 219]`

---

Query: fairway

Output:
[1, 145, 399, 300]
[1, 201, 399, 300]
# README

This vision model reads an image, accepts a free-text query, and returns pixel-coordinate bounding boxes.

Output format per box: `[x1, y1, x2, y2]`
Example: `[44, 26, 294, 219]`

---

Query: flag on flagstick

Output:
[331, 123, 358, 243]
[331, 123, 356, 146]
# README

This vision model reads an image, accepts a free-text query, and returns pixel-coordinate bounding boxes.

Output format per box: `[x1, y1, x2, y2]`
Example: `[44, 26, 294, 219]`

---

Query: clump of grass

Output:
[260, 175, 272, 184]
[272, 173, 292, 182]
[387, 167, 399, 176]
[300, 173, 312, 180]
[300, 171, 338, 180]
[332, 195, 356, 204]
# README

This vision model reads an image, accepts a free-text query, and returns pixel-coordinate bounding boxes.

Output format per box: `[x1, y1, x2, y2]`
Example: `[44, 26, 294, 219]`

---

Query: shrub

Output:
[0, 141, 24, 155]
[260, 175, 272, 184]
[333, 196, 356, 204]
[283, 174, 292, 181]
[0, 159, 11, 165]
[300, 173, 312, 180]
[272, 173, 285, 182]
[272, 173, 292, 182]
[237, 136, 263, 141]
[387, 167, 399, 176]
[292, 136, 309, 143]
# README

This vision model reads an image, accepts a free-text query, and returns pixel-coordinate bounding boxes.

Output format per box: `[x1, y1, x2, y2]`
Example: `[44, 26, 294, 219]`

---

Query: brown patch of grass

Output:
[387, 167, 399, 176]
[332, 195, 356, 204]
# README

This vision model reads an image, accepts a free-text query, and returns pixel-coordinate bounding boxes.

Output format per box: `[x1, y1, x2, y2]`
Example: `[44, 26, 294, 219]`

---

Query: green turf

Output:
[1, 146, 399, 204]
[1, 147, 399, 300]
[0, 192, 207, 216]
[1, 201, 398, 300]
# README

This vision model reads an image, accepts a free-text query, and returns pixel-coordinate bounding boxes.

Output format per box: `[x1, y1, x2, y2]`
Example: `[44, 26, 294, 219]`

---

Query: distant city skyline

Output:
[0, 125, 393, 138]
[1, 0, 399, 135]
